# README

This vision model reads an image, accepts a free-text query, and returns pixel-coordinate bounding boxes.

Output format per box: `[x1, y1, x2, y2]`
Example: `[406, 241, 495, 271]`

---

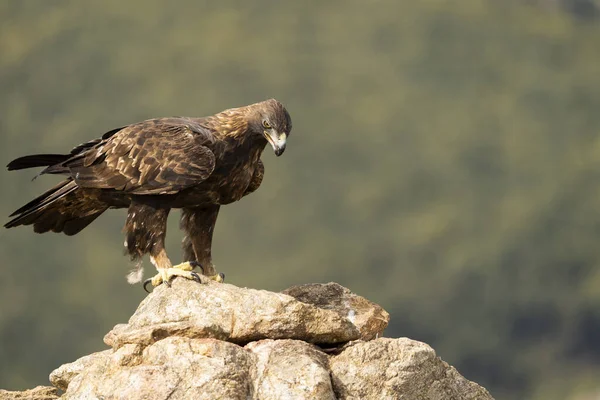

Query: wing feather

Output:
[61, 118, 216, 195]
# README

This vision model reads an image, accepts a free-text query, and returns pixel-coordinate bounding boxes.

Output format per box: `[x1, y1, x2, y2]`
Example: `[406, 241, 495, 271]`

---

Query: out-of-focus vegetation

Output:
[1, 1, 600, 398]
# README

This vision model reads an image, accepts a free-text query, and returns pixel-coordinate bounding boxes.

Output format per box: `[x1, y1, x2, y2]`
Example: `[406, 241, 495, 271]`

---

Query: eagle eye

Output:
[262, 120, 271, 129]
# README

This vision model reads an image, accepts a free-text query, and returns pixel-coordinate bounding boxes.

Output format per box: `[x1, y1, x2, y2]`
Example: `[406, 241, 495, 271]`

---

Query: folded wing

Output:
[48, 118, 216, 195]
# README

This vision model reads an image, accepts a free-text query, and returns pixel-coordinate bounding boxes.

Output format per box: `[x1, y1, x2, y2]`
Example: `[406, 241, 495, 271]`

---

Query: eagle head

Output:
[251, 99, 292, 156]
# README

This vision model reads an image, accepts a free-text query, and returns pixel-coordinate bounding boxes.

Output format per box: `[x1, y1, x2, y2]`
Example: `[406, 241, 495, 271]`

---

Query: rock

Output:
[247, 339, 335, 400]
[104, 279, 373, 348]
[55, 337, 254, 400]
[0, 386, 59, 400]
[282, 282, 390, 340]
[6, 281, 494, 399]
[49, 350, 112, 391]
[52, 335, 492, 400]
[329, 338, 494, 400]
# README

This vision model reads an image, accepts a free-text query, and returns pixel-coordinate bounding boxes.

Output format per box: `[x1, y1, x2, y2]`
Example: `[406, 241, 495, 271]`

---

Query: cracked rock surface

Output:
[6, 280, 494, 399]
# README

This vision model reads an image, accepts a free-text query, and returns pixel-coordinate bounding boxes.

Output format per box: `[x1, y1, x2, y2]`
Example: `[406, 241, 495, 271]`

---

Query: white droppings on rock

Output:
[347, 308, 356, 324]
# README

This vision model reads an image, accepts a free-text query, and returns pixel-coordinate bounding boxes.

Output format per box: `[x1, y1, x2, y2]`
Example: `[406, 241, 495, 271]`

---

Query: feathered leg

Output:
[181, 205, 224, 282]
[123, 201, 201, 291]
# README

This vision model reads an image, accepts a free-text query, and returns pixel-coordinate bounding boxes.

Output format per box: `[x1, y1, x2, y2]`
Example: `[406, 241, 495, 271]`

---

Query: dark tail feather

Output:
[7, 154, 70, 171]
[5, 179, 108, 235]
[7, 127, 125, 172]
[24, 207, 106, 236]
[62, 212, 105, 236]
[9, 179, 77, 217]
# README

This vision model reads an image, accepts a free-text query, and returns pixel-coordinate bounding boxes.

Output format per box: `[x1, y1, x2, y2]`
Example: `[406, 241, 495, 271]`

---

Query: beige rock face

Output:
[6, 281, 494, 399]
[329, 338, 493, 400]
[247, 339, 335, 400]
[53, 337, 254, 400]
[49, 350, 112, 391]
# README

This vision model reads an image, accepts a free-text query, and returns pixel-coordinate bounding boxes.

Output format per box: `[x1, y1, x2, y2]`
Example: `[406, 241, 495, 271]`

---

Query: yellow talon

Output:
[171, 261, 196, 272]
[143, 262, 224, 293]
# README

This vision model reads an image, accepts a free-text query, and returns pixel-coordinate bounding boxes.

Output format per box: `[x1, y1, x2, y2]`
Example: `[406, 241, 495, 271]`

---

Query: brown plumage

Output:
[5, 99, 292, 289]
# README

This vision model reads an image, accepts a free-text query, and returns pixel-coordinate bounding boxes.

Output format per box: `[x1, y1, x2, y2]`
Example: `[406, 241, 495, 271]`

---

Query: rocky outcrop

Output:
[6, 280, 494, 399]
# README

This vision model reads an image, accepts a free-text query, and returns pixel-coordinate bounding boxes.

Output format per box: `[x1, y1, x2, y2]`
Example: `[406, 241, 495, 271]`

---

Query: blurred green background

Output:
[1, 1, 600, 398]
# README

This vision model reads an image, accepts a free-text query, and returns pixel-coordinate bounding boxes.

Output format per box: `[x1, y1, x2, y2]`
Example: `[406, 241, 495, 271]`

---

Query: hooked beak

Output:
[264, 132, 287, 156]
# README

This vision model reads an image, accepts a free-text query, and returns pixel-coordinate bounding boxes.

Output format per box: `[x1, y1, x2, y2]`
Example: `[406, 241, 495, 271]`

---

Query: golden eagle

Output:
[5, 99, 292, 291]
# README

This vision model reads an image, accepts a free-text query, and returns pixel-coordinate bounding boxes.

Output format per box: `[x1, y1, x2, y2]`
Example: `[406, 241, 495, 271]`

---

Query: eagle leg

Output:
[180, 205, 225, 283]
